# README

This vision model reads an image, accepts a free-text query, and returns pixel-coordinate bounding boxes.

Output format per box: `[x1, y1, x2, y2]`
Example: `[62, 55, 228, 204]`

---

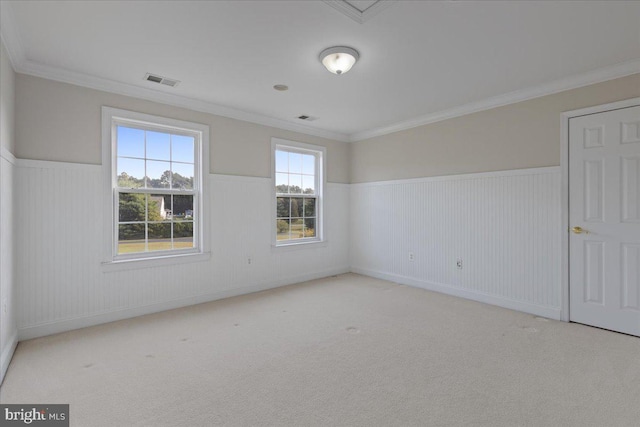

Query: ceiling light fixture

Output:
[319, 46, 359, 75]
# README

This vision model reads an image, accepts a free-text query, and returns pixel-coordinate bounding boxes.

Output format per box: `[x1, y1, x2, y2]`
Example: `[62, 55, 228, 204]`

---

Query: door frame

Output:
[560, 97, 640, 322]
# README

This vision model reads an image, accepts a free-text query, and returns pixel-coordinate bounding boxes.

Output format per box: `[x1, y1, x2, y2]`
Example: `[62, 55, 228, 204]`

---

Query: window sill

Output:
[101, 252, 211, 272]
[271, 240, 327, 252]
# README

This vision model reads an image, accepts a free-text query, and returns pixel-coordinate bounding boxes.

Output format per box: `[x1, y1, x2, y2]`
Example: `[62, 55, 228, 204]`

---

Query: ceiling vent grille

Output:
[144, 73, 180, 87]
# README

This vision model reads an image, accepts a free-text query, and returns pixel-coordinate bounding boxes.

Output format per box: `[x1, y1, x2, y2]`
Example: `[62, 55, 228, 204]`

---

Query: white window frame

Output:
[101, 107, 210, 269]
[271, 138, 326, 248]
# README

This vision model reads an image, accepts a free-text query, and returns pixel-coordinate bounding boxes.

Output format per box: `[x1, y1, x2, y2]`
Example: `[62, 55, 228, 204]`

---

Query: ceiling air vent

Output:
[297, 115, 317, 121]
[144, 73, 180, 88]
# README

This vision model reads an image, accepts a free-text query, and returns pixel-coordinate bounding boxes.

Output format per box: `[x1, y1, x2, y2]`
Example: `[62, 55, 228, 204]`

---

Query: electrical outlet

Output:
[456, 259, 463, 269]
[247, 257, 252, 265]
[408, 252, 415, 262]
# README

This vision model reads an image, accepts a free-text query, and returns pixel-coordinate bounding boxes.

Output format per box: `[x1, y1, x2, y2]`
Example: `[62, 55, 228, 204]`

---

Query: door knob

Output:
[571, 226, 589, 234]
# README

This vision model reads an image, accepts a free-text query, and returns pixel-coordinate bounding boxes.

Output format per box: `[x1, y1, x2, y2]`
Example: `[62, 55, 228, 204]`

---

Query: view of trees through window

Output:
[116, 125, 197, 254]
[275, 148, 318, 242]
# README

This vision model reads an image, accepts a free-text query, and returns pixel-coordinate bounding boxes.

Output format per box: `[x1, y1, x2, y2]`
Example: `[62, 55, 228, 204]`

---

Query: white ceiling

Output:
[2, 0, 639, 142]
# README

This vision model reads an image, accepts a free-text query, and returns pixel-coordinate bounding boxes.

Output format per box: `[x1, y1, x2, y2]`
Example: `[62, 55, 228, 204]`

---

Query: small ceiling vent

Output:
[297, 115, 317, 121]
[144, 73, 180, 87]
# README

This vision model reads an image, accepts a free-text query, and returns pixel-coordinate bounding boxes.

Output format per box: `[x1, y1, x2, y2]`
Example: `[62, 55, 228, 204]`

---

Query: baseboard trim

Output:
[17, 266, 350, 341]
[0, 330, 18, 385]
[351, 267, 562, 320]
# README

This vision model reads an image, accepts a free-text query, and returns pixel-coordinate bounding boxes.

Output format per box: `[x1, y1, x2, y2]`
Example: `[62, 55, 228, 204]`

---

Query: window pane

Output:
[173, 222, 194, 249]
[172, 134, 195, 163]
[304, 198, 316, 217]
[304, 218, 316, 238]
[146, 160, 171, 188]
[276, 173, 289, 193]
[172, 195, 194, 220]
[148, 223, 172, 252]
[275, 150, 288, 173]
[302, 154, 315, 175]
[117, 126, 144, 158]
[276, 219, 290, 241]
[148, 194, 170, 221]
[119, 192, 146, 222]
[117, 158, 144, 188]
[289, 152, 302, 173]
[290, 197, 303, 218]
[277, 197, 290, 218]
[146, 131, 170, 161]
[290, 218, 304, 239]
[273, 144, 321, 245]
[171, 163, 194, 190]
[302, 175, 315, 194]
[289, 174, 302, 194]
[118, 223, 145, 254]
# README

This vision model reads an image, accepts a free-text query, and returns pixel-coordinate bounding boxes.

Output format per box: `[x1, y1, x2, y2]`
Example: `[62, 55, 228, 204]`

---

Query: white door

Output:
[569, 105, 640, 336]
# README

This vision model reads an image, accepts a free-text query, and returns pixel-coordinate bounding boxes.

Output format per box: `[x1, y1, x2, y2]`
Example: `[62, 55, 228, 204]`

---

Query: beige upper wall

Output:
[0, 40, 15, 154]
[12, 71, 640, 184]
[15, 74, 349, 183]
[350, 74, 640, 183]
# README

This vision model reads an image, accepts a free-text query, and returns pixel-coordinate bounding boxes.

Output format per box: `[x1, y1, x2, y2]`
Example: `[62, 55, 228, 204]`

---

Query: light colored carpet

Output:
[1, 273, 639, 426]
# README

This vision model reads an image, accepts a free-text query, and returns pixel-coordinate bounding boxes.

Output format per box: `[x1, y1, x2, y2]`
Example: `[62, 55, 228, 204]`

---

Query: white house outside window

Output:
[102, 107, 209, 266]
[272, 138, 325, 246]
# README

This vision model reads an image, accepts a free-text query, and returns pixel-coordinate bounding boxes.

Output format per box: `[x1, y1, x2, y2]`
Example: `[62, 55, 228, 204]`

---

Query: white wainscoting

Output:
[15, 160, 349, 339]
[12, 160, 562, 340]
[350, 167, 562, 319]
[1, 150, 18, 382]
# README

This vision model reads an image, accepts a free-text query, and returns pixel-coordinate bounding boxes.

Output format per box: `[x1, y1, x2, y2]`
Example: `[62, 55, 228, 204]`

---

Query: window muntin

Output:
[273, 140, 324, 245]
[115, 124, 198, 255]
[104, 108, 207, 262]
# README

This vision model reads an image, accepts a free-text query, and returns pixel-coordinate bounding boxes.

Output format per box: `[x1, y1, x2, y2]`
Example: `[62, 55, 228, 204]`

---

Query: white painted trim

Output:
[327, 182, 350, 188]
[0, 147, 17, 165]
[560, 97, 640, 323]
[560, 97, 640, 119]
[8, 160, 351, 185]
[352, 267, 562, 320]
[17, 158, 101, 171]
[560, 114, 570, 323]
[101, 106, 210, 264]
[101, 252, 211, 273]
[322, 0, 396, 24]
[211, 174, 269, 183]
[0, 145, 17, 385]
[270, 240, 329, 253]
[271, 137, 327, 247]
[212, 173, 349, 187]
[14, 58, 351, 143]
[351, 166, 560, 187]
[0, 330, 18, 385]
[350, 60, 640, 142]
[17, 267, 350, 341]
[2, 0, 636, 145]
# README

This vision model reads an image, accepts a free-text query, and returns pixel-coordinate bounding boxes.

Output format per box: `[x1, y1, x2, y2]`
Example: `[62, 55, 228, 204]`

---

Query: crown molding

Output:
[2, 1, 638, 145]
[349, 58, 640, 142]
[322, 0, 396, 24]
[15, 60, 351, 142]
[0, 3, 350, 142]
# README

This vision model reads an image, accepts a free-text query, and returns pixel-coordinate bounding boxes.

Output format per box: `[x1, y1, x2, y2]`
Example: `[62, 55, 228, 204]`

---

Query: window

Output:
[102, 107, 209, 265]
[272, 138, 325, 246]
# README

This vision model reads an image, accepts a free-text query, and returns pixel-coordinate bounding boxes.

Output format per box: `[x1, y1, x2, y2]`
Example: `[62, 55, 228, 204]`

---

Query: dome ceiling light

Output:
[319, 46, 359, 75]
